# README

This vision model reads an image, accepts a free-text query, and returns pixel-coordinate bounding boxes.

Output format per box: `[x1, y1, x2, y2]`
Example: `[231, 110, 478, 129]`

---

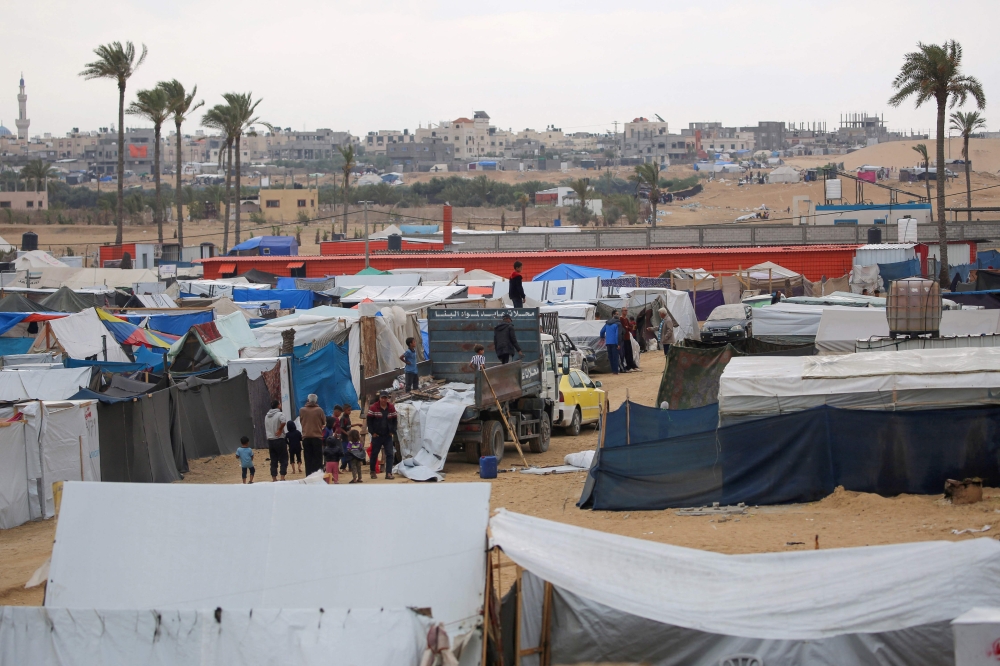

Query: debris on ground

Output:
[675, 502, 747, 517]
[952, 525, 991, 535]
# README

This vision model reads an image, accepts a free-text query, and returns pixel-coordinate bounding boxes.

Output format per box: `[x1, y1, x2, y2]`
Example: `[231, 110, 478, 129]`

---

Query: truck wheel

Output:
[464, 441, 480, 464]
[529, 412, 551, 453]
[482, 420, 505, 463]
[565, 408, 581, 437]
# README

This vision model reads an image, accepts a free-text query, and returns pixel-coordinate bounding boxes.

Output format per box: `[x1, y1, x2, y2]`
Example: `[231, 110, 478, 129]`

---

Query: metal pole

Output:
[360, 200, 372, 269]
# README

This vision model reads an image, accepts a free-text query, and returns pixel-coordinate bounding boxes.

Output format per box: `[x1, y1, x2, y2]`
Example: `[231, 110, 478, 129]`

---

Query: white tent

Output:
[0, 366, 91, 401]
[13, 250, 69, 269]
[491, 509, 1000, 666]
[768, 165, 801, 183]
[753, 303, 877, 338]
[60, 267, 160, 289]
[815, 309, 890, 354]
[619, 288, 700, 341]
[1, 607, 432, 666]
[0, 420, 29, 529]
[719, 347, 1000, 422]
[940, 308, 1000, 336]
[30, 308, 131, 362]
[45, 482, 490, 636]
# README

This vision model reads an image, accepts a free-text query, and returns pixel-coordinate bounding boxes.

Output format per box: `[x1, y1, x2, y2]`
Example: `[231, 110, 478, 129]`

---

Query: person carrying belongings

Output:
[493, 314, 524, 365]
[345, 430, 365, 483]
[323, 431, 343, 484]
[367, 390, 398, 480]
[236, 436, 254, 484]
[600, 311, 621, 375]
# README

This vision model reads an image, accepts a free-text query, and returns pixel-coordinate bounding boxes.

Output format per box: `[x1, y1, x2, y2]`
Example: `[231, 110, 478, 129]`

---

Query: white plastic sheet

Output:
[753, 303, 872, 337]
[941, 309, 1000, 336]
[0, 607, 431, 666]
[215, 310, 260, 351]
[47, 481, 490, 634]
[0, 421, 29, 529]
[34, 308, 132, 362]
[490, 509, 1000, 640]
[395, 386, 475, 482]
[0, 367, 91, 401]
[815, 309, 889, 354]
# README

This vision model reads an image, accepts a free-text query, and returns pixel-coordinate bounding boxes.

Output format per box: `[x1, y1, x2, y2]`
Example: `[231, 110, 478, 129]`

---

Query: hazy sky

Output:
[3, 0, 998, 138]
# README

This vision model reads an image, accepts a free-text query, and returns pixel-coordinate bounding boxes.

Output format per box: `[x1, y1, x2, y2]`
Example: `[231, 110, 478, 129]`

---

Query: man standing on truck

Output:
[367, 390, 397, 480]
[509, 261, 526, 308]
[493, 313, 524, 364]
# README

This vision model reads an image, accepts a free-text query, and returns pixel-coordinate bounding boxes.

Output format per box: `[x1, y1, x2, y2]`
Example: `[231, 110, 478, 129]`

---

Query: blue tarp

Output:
[69, 387, 136, 404]
[232, 288, 314, 310]
[604, 402, 719, 448]
[274, 277, 336, 290]
[688, 289, 726, 321]
[978, 250, 1000, 269]
[227, 235, 298, 256]
[532, 263, 625, 282]
[0, 313, 30, 336]
[290, 341, 359, 412]
[950, 263, 976, 284]
[878, 258, 921, 283]
[134, 346, 167, 373]
[125, 311, 214, 337]
[400, 225, 438, 234]
[582, 405, 1000, 511]
[65, 357, 153, 373]
[0, 338, 34, 355]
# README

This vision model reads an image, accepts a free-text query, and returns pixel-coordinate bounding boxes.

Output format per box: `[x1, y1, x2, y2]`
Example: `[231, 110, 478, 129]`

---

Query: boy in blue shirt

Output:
[399, 337, 419, 392]
[236, 436, 255, 484]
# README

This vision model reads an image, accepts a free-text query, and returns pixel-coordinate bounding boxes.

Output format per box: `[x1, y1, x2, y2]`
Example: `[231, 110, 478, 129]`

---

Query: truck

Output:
[426, 307, 559, 463]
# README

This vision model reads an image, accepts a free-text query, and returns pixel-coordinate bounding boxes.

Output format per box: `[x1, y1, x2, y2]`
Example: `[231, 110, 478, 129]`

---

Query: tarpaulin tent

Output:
[227, 235, 298, 256]
[167, 322, 240, 372]
[657, 343, 742, 410]
[0, 294, 54, 312]
[233, 287, 313, 310]
[977, 270, 1000, 291]
[169, 373, 256, 459]
[124, 310, 214, 337]
[0, 312, 65, 336]
[65, 357, 153, 373]
[0, 367, 92, 401]
[239, 267, 280, 285]
[687, 289, 725, 321]
[30, 308, 132, 363]
[0, 338, 34, 355]
[96, 309, 175, 349]
[215, 310, 260, 352]
[815, 308, 890, 354]
[39, 286, 103, 313]
[290, 339, 359, 411]
[604, 401, 719, 447]
[532, 263, 624, 281]
[877, 258, 921, 282]
[44, 482, 490, 637]
[0, 420, 30, 529]
[492, 509, 1000, 666]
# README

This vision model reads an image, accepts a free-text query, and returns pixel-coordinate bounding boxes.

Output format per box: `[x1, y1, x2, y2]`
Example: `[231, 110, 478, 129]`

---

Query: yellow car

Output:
[556, 369, 605, 436]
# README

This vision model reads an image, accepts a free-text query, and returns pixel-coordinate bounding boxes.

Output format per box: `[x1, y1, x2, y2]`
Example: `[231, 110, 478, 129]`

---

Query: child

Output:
[236, 436, 254, 484]
[323, 415, 341, 441]
[468, 344, 487, 372]
[400, 337, 419, 392]
[323, 433, 343, 484]
[345, 430, 365, 483]
[285, 420, 303, 475]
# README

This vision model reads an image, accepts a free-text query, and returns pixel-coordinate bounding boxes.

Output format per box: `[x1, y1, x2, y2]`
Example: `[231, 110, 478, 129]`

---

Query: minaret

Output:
[15, 73, 29, 141]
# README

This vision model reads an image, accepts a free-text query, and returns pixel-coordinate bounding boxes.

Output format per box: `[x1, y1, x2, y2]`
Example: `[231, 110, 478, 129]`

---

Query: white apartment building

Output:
[415, 111, 512, 160]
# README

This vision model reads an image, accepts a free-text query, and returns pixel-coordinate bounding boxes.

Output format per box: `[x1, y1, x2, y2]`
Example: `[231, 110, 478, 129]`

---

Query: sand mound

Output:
[841, 138, 1000, 172]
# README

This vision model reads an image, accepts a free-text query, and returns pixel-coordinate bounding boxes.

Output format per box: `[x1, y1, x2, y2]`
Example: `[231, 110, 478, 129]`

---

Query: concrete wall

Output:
[258, 188, 318, 223]
[0, 190, 47, 210]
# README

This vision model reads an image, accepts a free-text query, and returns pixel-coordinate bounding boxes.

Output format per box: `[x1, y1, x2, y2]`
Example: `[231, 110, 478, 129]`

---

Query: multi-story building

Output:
[91, 127, 156, 175]
[415, 111, 512, 160]
[364, 130, 414, 156]
[753, 121, 786, 151]
[265, 129, 355, 161]
[258, 186, 318, 223]
[622, 117, 681, 165]
[386, 137, 455, 171]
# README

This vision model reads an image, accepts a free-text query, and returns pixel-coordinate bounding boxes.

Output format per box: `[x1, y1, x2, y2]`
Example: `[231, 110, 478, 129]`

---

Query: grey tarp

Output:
[170, 373, 257, 458]
[39, 286, 106, 312]
[96, 390, 181, 484]
[0, 294, 55, 312]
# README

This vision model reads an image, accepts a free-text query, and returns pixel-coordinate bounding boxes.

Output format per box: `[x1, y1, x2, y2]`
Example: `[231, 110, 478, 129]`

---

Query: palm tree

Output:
[950, 111, 987, 221]
[632, 162, 662, 226]
[516, 193, 529, 227]
[202, 104, 239, 253]
[20, 159, 57, 192]
[569, 178, 590, 221]
[222, 92, 264, 246]
[158, 80, 203, 248]
[889, 40, 985, 285]
[338, 144, 356, 235]
[126, 87, 170, 243]
[615, 193, 640, 226]
[79, 41, 148, 245]
[912, 143, 934, 221]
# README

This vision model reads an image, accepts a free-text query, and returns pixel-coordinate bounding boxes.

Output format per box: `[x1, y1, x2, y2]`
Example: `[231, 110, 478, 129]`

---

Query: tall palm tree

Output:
[158, 80, 203, 248]
[912, 143, 933, 222]
[950, 110, 987, 221]
[221, 92, 265, 246]
[126, 87, 170, 243]
[338, 144, 355, 235]
[632, 162, 662, 226]
[889, 40, 986, 285]
[202, 104, 239, 253]
[516, 193, 529, 227]
[21, 159, 57, 192]
[569, 178, 590, 221]
[80, 41, 148, 245]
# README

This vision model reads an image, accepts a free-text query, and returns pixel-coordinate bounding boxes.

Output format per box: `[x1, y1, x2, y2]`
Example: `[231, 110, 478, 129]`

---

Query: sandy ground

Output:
[4, 350, 999, 607]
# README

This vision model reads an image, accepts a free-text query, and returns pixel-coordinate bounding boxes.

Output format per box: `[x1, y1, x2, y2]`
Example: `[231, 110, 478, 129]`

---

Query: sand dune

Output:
[837, 138, 1000, 172]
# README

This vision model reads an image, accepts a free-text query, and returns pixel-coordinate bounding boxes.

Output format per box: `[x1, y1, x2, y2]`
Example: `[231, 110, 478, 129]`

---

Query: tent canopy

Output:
[227, 236, 298, 256]
[0, 294, 54, 313]
[39, 286, 100, 313]
[532, 263, 625, 282]
[356, 266, 391, 275]
[31, 308, 132, 363]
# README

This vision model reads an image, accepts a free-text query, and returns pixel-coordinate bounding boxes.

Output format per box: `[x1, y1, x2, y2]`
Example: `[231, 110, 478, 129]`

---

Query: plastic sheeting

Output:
[753, 303, 876, 337]
[215, 310, 260, 351]
[688, 289, 725, 321]
[0, 366, 91, 401]
[125, 310, 214, 337]
[45, 482, 491, 635]
[0, 338, 34, 356]
[0, 420, 29, 529]
[0, 607, 431, 666]
[395, 386, 475, 482]
[169, 374, 257, 458]
[815, 309, 889, 354]
[940, 308, 1000, 336]
[878, 258, 921, 282]
[233, 288, 314, 310]
[604, 401, 719, 447]
[95, 390, 181, 484]
[657, 344, 741, 410]
[33, 308, 132, 362]
[532, 263, 623, 281]
[290, 341, 358, 412]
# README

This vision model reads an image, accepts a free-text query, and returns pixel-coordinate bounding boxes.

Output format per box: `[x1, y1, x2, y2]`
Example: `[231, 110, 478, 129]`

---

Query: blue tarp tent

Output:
[400, 225, 438, 234]
[878, 258, 921, 283]
[232, 288, 314, 310]
[290, 341, 359, 411]
[125, 311, 214, 337]
[604, 402, 719, 447]
[0, 338, 34, 355]
[532, 264, 624, 282]
[65, 357, 154, 373]
[227, 236, 298, 256]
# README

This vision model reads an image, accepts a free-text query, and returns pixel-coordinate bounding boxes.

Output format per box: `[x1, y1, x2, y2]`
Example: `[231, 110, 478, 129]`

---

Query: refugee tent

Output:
[532, 263, 624, 281]
[718, 346, 1000, 423]
[239, 267, 280, 285]
[18, 400, 100, 519]
[29, 308, 132, 362]
[815, 308, 890, 354]
[658, 343, 742, 409]
[169, 373, 257, 459]
[13, 250, 68, 269]
[292, 338, 359, 412]
[0, 366, 91, 401]
[0, 419, 30, 529]
[0, 293, 54, 312]
[61, 268, 160, 290]
[232, 287, 315, 310]
[539, 302, 595, 321]
[229, 357, 293, 423]
[618, 288, 700, 342]
[167, 320, 243, 371]
[39, 286, 106, 312]
[753, 303, 874, 340]
[1, 607, 432, 665]
[941, 308, 1000, 335]
[227, 235, 298, 256]
[768, 165, 801, 183]
[44, 482, 491, 638]
[124, 310, 214, 337]
[331, 274, 422, 288]
[492, 509, 1000, 666]
[95, 309, 175, 349]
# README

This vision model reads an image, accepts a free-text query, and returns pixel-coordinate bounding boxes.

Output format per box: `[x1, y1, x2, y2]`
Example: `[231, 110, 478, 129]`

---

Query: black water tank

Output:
[867, 227, 882, 245]
[21, 232, 37, 251]
[331, 233, 346, 241]
[387, 233, 402, 251]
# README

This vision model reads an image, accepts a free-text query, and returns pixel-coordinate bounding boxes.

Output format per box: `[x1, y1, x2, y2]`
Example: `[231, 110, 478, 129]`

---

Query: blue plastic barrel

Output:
[479, 455, 498, 479]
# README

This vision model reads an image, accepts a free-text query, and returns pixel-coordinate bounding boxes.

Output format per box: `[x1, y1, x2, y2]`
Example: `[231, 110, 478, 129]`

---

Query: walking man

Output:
[265, 399, 289, 482]
[493, 313, 524, 364]
[509, 261, 526, 308]
[367, 390, 397, 480]
[299, 394, 326, 477]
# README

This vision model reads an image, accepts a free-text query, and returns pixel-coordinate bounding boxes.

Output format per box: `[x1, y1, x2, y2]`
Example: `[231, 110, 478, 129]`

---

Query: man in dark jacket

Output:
[366, 390, 397, 480]
[509, 261, 526, 308]
[493, 314, 524, 364]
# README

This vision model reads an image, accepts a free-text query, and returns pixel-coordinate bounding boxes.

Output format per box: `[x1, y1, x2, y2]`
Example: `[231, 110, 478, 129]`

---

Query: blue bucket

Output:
[479, 455, 498, 479]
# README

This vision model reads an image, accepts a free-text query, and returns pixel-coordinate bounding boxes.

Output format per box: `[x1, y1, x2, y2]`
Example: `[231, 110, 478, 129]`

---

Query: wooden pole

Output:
[540, 582, 554, 666]
[481, 548, 493, 666]
[78, 435, 84, 481]
[598, 392, 609, 449]
[514, 565, 523, 666]
[483, 369, 529, 467]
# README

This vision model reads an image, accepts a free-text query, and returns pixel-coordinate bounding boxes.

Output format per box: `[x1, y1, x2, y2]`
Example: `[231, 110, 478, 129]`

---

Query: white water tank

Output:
[897, 216, 918, 243]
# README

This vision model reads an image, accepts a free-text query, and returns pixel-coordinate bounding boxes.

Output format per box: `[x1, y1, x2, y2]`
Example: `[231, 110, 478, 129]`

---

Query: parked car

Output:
[556, 369, 604, 436]
[559, 333, 597, 375]
[701, 304, 752, 343]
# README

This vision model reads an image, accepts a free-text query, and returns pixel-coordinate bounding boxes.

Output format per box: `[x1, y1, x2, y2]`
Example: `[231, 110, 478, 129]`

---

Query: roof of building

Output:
[0, 126, 12, 137]
[453, 117, 473, 124]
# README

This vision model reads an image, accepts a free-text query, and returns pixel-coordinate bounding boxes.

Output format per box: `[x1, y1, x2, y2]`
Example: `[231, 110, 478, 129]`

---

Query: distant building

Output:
[15, 74, 29, 140]
[0, 190, 47, 211]
[258, 187, 318, 223]
[415, 111, 512, 160]
[266, 129, 354, 161]
[387, 137, 455, 172]
[753, 121, 786, 151]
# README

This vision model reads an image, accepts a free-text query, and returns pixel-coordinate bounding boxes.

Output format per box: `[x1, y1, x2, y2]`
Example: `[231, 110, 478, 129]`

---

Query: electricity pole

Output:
[359, 200, 373, 268]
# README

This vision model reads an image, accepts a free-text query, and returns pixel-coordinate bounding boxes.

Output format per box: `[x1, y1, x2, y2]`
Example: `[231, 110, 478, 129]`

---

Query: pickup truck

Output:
[426, 308, 559, 463]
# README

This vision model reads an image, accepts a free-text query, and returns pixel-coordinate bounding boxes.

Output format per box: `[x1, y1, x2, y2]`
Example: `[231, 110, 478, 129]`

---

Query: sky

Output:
[3, 0, 998, 139]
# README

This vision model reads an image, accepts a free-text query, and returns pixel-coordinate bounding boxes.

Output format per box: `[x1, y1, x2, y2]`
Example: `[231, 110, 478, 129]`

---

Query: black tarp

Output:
[240, 268, 280, 286]
[170, 373, 256, 458]
[975, 270, 1000, 291]
[94, 389, 182, 484]
[0, 294, 55, 312]
[40, 286, 102, 312]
